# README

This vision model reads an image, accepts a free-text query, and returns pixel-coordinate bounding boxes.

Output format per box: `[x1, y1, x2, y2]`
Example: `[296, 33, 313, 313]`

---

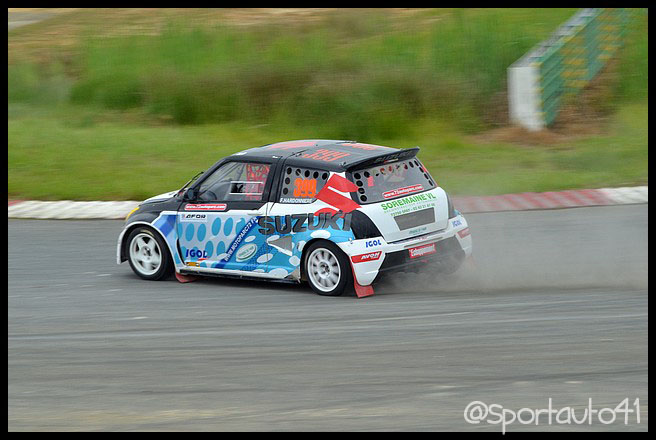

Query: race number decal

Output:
[293, 178, 317, 198]
[301, 149, 351, 162]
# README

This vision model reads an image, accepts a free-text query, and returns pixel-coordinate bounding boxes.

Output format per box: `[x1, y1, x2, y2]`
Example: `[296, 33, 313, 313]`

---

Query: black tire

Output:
[126, 226, 173, 280]
[303, 240, 353, 296]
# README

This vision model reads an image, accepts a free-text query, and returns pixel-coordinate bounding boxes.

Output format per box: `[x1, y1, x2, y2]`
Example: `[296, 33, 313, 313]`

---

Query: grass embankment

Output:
[7, 8, 648, 200]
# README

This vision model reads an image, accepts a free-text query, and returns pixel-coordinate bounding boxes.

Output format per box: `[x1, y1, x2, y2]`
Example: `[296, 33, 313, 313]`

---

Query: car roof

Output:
[227, 139, 419, 171]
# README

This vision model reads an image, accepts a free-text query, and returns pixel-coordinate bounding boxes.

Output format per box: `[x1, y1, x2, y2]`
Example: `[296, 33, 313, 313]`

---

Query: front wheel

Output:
[304, 241, 352, 296]
[126, 227, 173, 280]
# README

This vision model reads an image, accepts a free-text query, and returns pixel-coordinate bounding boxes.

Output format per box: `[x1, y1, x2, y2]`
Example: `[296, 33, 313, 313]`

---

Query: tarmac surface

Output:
[8, 205, 648, 431]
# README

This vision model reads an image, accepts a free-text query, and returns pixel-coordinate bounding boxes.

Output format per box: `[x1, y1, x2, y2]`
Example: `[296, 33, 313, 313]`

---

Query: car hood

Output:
[142, 190, 179, 204]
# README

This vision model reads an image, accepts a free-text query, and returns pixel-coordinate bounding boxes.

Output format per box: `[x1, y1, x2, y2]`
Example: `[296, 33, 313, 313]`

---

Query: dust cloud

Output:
[381, 205, 648, 294]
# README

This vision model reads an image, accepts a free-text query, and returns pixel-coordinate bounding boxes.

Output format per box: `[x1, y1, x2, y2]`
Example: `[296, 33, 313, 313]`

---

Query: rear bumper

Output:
[337, 214, 472, 286]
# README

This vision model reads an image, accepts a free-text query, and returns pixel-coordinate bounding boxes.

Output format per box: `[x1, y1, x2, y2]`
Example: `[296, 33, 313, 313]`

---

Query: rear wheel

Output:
[304, 241, 352, 296]
[126, 227, 173, 280]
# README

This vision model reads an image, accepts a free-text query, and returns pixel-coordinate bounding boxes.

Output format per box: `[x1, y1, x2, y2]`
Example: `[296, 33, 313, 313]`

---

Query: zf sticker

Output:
[182, 213, 207, 221]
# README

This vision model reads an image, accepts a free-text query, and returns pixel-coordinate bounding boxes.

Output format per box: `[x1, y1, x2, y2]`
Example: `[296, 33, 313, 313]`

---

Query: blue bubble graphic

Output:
[212, 218, 222, 235]
[205, 241, 214, 259]
[216, 240, 226, 257]
[224, 218, 233, 236]
[185, 224, 195, 241]
[197, 224, 206, 241]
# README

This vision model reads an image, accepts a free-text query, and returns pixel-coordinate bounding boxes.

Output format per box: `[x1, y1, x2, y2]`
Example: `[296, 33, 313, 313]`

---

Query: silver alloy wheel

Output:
[307, 248, 341, 293]
[129, 232, 162, 276]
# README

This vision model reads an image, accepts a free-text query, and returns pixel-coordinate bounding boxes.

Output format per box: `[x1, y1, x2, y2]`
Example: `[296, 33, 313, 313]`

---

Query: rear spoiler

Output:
[345, 147, 420, 171]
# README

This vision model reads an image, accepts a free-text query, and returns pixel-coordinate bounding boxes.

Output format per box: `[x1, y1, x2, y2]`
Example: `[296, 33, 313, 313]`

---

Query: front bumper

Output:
[337, 214, 472, 286]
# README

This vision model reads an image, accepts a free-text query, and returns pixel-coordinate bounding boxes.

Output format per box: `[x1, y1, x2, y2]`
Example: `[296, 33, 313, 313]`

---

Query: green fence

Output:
[509, 8, 633, 130]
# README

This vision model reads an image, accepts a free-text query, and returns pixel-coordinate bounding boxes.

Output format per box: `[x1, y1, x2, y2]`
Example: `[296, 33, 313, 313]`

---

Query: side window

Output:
[197, 161, 271, 202]
[279, 166, 330, 204]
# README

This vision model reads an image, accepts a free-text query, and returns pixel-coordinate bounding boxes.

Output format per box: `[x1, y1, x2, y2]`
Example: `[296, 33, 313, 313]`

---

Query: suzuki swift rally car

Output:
[117, 140, 472, 297]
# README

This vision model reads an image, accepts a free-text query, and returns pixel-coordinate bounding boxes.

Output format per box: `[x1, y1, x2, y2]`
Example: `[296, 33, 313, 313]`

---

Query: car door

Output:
[177, 159, 278, 275]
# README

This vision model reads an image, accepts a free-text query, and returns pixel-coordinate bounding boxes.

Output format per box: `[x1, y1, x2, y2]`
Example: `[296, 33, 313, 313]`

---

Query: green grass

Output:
[8, 8, 582, 135]
[7, 8, 648, 200]
[8, 101, 647, 200]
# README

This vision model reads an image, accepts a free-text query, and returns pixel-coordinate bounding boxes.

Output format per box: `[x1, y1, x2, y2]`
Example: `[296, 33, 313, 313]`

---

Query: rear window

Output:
[349, 158, 435, 204]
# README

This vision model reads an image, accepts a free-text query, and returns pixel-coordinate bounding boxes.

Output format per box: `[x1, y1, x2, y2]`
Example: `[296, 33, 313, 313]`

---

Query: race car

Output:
[117, 140, 472, 297]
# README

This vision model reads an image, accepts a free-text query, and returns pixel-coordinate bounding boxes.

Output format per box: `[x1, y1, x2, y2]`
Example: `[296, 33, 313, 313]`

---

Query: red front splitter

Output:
[175, 272, 199, 283]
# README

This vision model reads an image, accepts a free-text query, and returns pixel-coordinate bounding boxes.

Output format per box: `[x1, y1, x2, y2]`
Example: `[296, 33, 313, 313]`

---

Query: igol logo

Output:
[235, 243, 258, 262]
[185, 249, 208, 259]
[257, 212, 352, 235]
[365, 239, 382, 248]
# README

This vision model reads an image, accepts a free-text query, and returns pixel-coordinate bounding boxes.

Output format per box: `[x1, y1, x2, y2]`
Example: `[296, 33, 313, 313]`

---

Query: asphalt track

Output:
[8, 205, 648, 431]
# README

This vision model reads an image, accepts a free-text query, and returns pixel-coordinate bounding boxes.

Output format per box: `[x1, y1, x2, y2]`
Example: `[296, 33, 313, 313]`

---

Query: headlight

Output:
[125, 206, 140, 221]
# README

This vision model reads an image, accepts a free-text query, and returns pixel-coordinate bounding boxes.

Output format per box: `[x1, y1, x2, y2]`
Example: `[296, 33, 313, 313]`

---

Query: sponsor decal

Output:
[258, 212, 352, 235]
[342, 142, 383, 151]
[186, 261, 201, 267]
[301, 149, 351, 162]
[185, 249, 208, 260]
[267, 141, 317, 150]
[381, 192, 437, 217]
[181, 213, 207, 221]
[457, 227, 471, 238]
[408, 226, 428, 236]
[235, 243, 258, 262]
[382, 184, 424, 199]
[452, 219, 462, 227]
[314, 174, 360, 216]
[185, 203, 227, 211]
[280, 197, 313, 204]
[381, 193, 436, 211]
[365, 239, 382, 248]
[220, 217, 259, 263]
[369, 150, 415, 165]
[408, 243, 437, 259]
[351, 251, 382, 263]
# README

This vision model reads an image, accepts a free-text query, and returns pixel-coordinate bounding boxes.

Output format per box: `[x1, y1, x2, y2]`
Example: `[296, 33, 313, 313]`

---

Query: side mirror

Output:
[184, 187, 198, 201]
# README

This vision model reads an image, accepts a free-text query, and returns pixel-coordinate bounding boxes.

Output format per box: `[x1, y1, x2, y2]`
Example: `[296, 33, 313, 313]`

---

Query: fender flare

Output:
[117, 219, 171, 264]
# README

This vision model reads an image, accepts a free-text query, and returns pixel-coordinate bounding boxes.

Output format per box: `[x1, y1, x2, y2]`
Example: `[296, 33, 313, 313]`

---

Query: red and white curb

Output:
[7, 186, 647, 219]
[452, 186, 647, 213]
[7, 200, 140, 219]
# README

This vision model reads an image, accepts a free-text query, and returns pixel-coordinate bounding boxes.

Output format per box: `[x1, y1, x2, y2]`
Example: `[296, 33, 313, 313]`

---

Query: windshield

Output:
[349, 158, 436, 204]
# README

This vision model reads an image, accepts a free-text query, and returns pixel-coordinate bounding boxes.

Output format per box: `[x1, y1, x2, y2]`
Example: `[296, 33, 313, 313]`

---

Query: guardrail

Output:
[508, 8, 631, 131]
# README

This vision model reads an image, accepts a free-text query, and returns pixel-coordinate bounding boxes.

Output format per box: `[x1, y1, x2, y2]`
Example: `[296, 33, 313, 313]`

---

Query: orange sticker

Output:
[293, 178, 317, 198]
